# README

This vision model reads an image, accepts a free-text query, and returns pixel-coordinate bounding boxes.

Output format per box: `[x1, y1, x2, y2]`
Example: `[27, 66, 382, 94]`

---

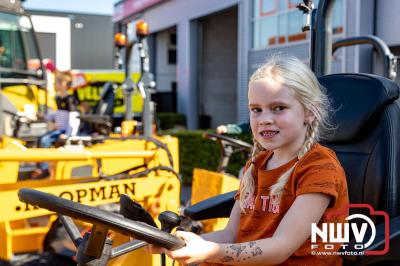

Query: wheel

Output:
[18, 188, 185, 250]
[204, 132, 253, 152]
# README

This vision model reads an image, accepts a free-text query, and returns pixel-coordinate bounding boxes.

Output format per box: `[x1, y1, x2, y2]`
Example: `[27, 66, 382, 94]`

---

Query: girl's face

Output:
[248, 78, 313, 158]
[55, 77, 69, 94]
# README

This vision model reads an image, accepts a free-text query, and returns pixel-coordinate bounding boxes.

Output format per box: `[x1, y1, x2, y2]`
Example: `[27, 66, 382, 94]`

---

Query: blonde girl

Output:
[148, 55, 349, 266]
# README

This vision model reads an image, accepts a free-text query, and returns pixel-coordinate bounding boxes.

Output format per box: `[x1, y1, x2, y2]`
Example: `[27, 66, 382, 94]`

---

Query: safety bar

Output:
[332, 35, 397, 80]
[0, 149, 155, 161]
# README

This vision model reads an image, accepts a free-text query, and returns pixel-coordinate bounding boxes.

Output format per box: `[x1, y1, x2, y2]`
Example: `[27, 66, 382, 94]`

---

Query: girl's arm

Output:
[201, 200, 241, 243]
[144, 200, 240, 255]
[167, 193, 331, 265]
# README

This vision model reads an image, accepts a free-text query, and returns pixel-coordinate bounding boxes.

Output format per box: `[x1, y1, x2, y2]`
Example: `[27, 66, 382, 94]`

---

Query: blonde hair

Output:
[55, 70, 73, 87]
[239, 55, 331, 212]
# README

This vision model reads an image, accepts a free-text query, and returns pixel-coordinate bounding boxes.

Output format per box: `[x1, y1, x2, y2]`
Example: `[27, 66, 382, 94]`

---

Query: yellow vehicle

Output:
[0, 132, 249, 266]
[0, 0, 53, 143]
[72, 70, 144, 116]
[0, 137, 180, 265]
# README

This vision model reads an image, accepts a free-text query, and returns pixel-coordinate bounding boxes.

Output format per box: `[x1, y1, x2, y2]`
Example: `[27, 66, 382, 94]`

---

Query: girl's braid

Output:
[299, 120, 319, 158]
[239, 139, 264, 211]
[269, 120, 319, 196]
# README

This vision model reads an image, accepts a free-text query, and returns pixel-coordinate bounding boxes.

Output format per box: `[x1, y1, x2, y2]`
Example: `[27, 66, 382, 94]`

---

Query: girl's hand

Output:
[165, 231, 219, 265]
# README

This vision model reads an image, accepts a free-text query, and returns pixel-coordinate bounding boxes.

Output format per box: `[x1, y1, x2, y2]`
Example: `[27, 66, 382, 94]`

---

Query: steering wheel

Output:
[204, 132, 253, 173]
[18, 188, 185, 250]
[204, 132, 252, 152]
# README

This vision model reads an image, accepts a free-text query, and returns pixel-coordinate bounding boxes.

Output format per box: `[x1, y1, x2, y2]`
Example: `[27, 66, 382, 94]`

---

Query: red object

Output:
[70, 72, 88, 90]
[43, 58, 56, 72]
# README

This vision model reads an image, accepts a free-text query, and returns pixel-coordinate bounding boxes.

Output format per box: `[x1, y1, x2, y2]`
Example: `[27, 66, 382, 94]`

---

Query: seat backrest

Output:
[93, 82, 116, 116]
[318, 73, 400, 218]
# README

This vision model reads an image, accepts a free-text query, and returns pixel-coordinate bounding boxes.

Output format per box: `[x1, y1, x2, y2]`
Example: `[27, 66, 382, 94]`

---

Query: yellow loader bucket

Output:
[191, 168, 239, 232]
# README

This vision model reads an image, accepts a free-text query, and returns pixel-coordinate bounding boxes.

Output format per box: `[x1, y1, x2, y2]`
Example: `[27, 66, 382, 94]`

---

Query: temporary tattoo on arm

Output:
[251, 246, 262, 256]
[221, 256, 234, 262]
[229, 244, 246, 257]
[219, 242, 263, 263]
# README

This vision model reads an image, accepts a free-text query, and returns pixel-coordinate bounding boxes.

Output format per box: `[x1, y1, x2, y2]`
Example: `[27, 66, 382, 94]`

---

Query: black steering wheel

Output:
[18, 188, 185, 250]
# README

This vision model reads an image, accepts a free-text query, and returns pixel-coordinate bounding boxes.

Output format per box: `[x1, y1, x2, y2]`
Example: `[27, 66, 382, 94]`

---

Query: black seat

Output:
[80, 82, 116, 135]
[184, 73, 400, 265]
[319, 74, 400, 217]
[93, 82, 116, 117]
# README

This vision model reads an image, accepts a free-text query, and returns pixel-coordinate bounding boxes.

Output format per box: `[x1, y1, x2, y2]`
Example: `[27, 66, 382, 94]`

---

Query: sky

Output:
[23, 0, 120, 15]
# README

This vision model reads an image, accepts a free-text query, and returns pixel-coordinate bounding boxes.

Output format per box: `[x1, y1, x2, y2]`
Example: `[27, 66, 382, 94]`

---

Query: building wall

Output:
[140, 0, 239, 33]
[155, 29, 176, 92]
[30, 14, 71, 71]
[198, 7, 237, 128]
[376, 0, 400, 47]
[130, 0, 240, 129]
[115, 0, 397, 128]
[69, 13, 113, 69]
[356, 0, 374, 75]
[28, 10, 113, 70]
[237, 0, 251, 123]
[376, 0, 400, 79]
[243, 0, 346, 122]
[36, 32, 56, 64]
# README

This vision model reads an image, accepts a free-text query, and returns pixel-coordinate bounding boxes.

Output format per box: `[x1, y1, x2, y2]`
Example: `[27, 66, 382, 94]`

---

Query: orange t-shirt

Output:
[233, 143, 349, 266]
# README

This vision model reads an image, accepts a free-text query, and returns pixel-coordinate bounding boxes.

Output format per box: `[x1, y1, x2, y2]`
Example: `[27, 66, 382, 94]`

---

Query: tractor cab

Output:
[0, 0, 50, 143]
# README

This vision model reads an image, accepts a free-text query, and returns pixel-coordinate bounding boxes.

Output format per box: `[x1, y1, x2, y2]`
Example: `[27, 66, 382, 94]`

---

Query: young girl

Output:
[148, 55, 349, 265]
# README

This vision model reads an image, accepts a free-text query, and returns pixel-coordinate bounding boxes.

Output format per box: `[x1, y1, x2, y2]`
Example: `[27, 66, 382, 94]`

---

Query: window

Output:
[259, 0, 276, 16]
[171, 81, 177, 92]
[170, 33, 176, 45]
[167, 31, 177, 64]
[252, 0, 343, 49]
[0, 14, 40, 72]
[168, 49, 176, 64]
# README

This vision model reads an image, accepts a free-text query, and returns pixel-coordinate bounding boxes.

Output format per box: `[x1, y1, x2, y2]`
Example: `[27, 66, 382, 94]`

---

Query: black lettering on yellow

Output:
[60, 191, 74, 200]
[90, 186, 106, 202]
[109, 185, 121, 199]
[21, 202, 40, 212]
[76, 189, 87, 203]
[23, 202, 30, 211]
[123, 183, 135, 196]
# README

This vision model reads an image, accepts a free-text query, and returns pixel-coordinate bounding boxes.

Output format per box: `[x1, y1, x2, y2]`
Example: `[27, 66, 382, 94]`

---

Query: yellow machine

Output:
[0, 136, 180, 265]
[72, 70, 144, 115]
[0, 132, 246, 265]
[0, 1, 54, 143]
[0, 2, 248, 264]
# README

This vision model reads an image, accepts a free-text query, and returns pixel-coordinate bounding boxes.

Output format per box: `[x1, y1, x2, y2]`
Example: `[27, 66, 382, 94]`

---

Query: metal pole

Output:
[313, 0, 336, 77]
[123, 24, 134, 121]
[310, 9, 317, 71]
[138, 38, 155, 137]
